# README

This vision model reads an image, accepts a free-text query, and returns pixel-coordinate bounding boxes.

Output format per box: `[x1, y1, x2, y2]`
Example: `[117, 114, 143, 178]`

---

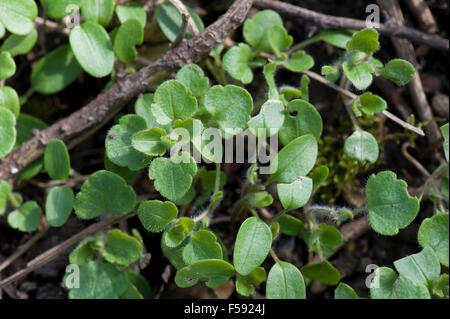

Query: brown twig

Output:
[0, 213, 135, 289]
[253, 0, 448, 51]
[401, 142, 431, 178]
[377, 0, 442, 144]
[0, 0, 254, 183]
[403, 0, 439, 34]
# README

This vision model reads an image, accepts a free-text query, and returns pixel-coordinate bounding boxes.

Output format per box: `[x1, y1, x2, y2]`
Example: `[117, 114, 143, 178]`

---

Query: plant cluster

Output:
[0, 1, 448, 299]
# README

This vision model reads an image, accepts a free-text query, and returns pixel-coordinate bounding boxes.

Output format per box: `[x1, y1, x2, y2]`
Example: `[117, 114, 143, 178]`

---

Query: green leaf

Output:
[14, 114, 46, 149]
[379, 59, 415, 86]
[17, 158, 43, 180]
[394, 247, 441, 288]
[277, 177, 313, 211]
[45, 186, 74, 227]
[370, 267, 397, 299]
[155, 2, 204, 42]
[137, 200, 178, 232]
[233, 216, 272, 275]
[44, 139, 71, 180]
[243, 9, 283, 52]
[69, 237, 95, 265]
[174, 259, 235, 288]
[176, 64, 209, 97]
[282, 50, 314, 72]
[310, 165, 329, 191]
[7, 201, 42, 232]
[359, 92, 387, 115]
[0, 86, 20, 118]
[0, 107, 16, 158]
[223, 43, 253, 84]
[0, 51, 15, 79]
[151, 80, 197, 125]
[164, 217, 194, 248]
[74, 170, 136, 219]
[127, 270, 152, 299]
[203, 85, 253, 137]
[313, 29, 353, 49]
[279, 99, 322, 145]
[121, 282, 143, 299]
[247, 191, 273, 208]
[198, 168, 227, 193]
[268, 24, 293, 57]
[432, 274, 449, 297]
[0, 0, 37, 35]
[300, 260, 341, 286]
[344, 130, 379, 164]
[148, 152, 197, 201]
[103, 229, 143, 267]
[269, 134, 318, 184]
[343, 61, 373, 91]
[0, 21, 4, 39]
[335, 282, 359, 299]
[248, 99, 285, 138]
[115, 4, 147, 29]
[346, 27, 379, 54]
[278, 214, 304, 236]
[81, 0, 115, 27]
[304, 224, 342, 257]
[236, 267, 266, 297]
[418, 212, 449, 267]
[134, 93, 166, 129]
[40, 0, 82, 19]
[263, 62, 279, 100]
[394, 276, 430, 299]
[104, 155, 139, 182]
[182, 230, 223, 264]
[1, 28, 37, 56]
[66, 261, 128, 299]
[69, 22, 114, 78]
[441, 123, 449, 162]
[131, 127, 166, 156]
[113, 19, 144, 64]
[0, 180, 11, 215]
[105, 114, 151, 170]
[266, 261, 306, 299]
[366, 171, 420, 236]
[30, 44, 83, 95]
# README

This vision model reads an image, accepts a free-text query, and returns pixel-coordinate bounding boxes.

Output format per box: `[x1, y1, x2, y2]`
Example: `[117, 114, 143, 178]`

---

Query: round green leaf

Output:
[69, 21, 114, 78]
[277, 176, 313, 211]
[148, 152, 197, 201]
[342, 61, 373, 91]
[155, 2, 204, 42]
[313, 29, 353, 49]
[203, 85, 253, 137]
[266, 261, 306, 299]
[310, 165, 329, 191]
[69, 237, 95, 265]
[0, 0, 37, 35]
[243, 9, 283, 52]
[44, 139, 71, 180]
[73, 170, 136, 219]
[366, 171, 420, 236]
[7, 200, 42, 232]
[31, 44, 83, 95]
[0, 86, 20, 118]
[40, 0, 82, 19]
[278, 214, 304, 236]
[379, 59, 415, 86]
[344, 130, 379, 164]
[1, 28, 37, 56]
[81, 0, 115, 27]
[346, 27, 379, 54]
[334, 282, 359, 299]
[394, 276, 430, 299]
[182, 230, 223, 264]
[279, 99, 322, 145]
[174, 259, 235, 289]
[104, 155, 139, 182]
[233, 216, 272, 275]
[151, 80, 197, 126]
[268, 24, 293, 57]
[113, 19, 144, 64]
[105, 114, 151, 170]
[0, 51, 15, 79]
[45, 186, 74, 227]
[248, 99, 285, 138]
[370, 266, 397, 299]
[65, 261, 128, 299]
[0, 107, 16, 158]
[131, 127, 166, 156]
[137, 200, 178, 232]
[359, 92, 387, 115]
[103, 229, 143, 267]
[127, 270, 152, 299]
[304, 224, 342, 257]
[175, 64, 209, 97]
[223, 43, 253, 84]
[282, 50, 314, 73]
[269, 134, 318, 184]
[418, 212, 449, 267]
[300, 260, 341, 286]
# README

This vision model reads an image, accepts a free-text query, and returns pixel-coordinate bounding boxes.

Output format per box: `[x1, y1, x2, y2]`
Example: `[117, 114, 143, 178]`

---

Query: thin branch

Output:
[302, 70, 425, 136]
[253, 0, 448, 51]
[401, 142, 431, 178]
[0, 213, 135, 289]
[0, 0, 254, 183]
[168, 0, 200, 36]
